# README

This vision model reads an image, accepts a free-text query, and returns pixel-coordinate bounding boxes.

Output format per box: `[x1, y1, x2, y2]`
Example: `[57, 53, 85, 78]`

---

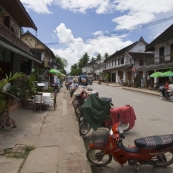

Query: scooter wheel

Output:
[154, 151, 173, 167]
[75, 106, 81, 115]
[120, 123, 130, 132]
[78, 114, 84, 123]
[86, 148, 112, 166]
[79, 121, 91, 136]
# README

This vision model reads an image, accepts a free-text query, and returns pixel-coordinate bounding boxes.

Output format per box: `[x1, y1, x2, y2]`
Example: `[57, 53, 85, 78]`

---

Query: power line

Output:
[45, 15, 173, 45]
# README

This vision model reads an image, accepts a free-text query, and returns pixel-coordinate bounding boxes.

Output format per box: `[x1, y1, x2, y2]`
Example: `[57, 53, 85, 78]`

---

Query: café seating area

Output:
[24, 82, 58, 112]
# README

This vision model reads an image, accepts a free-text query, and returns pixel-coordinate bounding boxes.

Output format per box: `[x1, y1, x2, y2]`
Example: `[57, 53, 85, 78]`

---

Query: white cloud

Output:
[113, 0, 173, 30]
[20, 0, 173, 73]
[92, 31, 104, 36]
[54, 0, 112, 14]
[21, 0, 173, 30]
[52, 23, 132, 73]
[21, 0, 53, 14]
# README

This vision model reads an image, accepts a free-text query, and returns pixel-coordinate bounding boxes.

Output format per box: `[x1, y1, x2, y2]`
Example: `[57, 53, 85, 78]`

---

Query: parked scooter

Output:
[52, 83, 60, 93]
[79, 94, 134, 136]
[65, 81, 72, 90]
[72, 87, 98, 117]
[86, 119, 173, 169]
[79, 97, 115, 136]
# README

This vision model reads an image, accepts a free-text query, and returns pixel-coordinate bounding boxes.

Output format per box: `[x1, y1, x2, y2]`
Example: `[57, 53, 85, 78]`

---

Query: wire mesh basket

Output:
[90, 129, 109, 147]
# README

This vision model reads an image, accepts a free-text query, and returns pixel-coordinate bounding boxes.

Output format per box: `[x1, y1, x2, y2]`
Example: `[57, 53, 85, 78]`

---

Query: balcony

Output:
[146, 54, 173, 65]
[0, 22, 30, 52]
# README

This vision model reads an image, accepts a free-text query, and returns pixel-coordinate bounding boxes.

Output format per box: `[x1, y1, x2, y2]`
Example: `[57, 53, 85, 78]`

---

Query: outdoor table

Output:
[34, 92, 53, 106]
[37, 83, 45, 87]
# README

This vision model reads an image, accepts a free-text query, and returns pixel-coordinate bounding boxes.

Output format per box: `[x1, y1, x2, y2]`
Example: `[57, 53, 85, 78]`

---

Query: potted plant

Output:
[10, 74, 37, 106]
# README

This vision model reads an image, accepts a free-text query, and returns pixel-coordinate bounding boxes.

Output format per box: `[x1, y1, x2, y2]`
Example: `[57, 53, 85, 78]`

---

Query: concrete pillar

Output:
[154, 70, 158, 86]
[116, 71, 119, 83]
[143, 71, 146, 88]
[123, 71, 126, 82]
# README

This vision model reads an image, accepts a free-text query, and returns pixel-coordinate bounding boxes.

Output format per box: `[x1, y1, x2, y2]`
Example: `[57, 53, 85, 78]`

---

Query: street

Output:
[83, 83, 173, 173]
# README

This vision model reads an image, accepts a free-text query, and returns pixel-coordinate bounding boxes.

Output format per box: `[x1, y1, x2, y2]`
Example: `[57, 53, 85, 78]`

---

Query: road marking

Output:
[129, 98, 142, 103]
[110, 92, 117, 94]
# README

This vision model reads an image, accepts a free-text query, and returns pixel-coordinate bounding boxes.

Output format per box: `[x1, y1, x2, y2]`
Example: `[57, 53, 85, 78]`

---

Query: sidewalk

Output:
[0, 86, 92, 173]
[93, 81, 160, 96]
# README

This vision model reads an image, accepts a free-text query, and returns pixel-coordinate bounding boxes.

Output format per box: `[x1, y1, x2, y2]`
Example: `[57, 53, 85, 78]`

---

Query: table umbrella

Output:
[161, 71, 173, 77]
[49, 69, 61, 74]
[150, 72, 163, 77]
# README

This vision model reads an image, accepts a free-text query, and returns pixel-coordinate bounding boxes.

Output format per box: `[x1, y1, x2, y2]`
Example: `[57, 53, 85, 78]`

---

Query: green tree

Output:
[104, 53, 109, 59]
[90, 57, 95, 62]
[55, 55, 68, 74]
[78, 53, 90, 68]
[70, 64, 81, 76]
[96, 53, 101, 60]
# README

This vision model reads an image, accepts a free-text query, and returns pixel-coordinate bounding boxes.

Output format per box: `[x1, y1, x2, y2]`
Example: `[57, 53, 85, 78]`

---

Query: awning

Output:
[61, 73, 66, 77]
[0, 39, 42, 64]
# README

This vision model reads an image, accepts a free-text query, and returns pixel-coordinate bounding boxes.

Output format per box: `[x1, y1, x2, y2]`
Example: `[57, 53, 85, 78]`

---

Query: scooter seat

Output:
[134, 134, 173, 150]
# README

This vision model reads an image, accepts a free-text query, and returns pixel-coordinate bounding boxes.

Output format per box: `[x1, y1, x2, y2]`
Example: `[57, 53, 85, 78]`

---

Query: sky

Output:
[20, 0, 173, 73]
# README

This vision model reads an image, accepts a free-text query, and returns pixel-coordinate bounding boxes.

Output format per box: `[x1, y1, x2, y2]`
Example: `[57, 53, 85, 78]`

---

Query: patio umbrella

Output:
[60, 73, 66, 77]
[49, 69, 61, 74]
[150, 72, 163, 78]
[160, 71, 173, 77]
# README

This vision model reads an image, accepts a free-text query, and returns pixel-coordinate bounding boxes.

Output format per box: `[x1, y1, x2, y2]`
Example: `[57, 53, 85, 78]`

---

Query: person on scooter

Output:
[162, 81, 170, 99]
[98, 78, 101, 84]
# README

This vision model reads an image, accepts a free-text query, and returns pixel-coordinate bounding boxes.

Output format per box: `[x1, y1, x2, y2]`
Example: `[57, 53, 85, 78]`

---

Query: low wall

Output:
[9, 98, 21, 114]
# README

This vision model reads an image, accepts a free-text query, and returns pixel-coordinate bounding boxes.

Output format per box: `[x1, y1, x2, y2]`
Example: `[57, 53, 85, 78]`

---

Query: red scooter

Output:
[86, 118, 173, 170]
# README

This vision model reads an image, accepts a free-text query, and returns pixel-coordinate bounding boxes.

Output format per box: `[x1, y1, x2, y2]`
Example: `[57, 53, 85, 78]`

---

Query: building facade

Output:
[0, 0, 41, 79]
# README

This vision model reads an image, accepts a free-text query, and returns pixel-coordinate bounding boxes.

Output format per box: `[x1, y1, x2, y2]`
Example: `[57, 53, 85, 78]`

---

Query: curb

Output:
[122, 87, 160, 96]
[93, 81, 160, 96]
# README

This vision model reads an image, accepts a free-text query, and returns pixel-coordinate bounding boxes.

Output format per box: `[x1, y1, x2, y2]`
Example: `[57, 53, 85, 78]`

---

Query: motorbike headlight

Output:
[118, 126, 123, 134]
[109, 129, 113, 135]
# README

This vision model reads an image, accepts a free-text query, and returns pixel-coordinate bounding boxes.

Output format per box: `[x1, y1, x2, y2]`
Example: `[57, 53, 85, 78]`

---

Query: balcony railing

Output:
[146, 54, 173, 65]
[0, 22, 30, 53]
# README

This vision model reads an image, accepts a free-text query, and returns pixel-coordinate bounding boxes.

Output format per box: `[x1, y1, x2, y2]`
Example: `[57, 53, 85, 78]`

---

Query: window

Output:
[139, 60, 144, 66]
[121, 57, 124, 64]
[32, 51, 41, 58]
[118, 58, 120, 65]
[159, 47, 164, 57]
[114, 59, 116, 66]
[112, 60, 113, 66]
[131, 59, 134, 65]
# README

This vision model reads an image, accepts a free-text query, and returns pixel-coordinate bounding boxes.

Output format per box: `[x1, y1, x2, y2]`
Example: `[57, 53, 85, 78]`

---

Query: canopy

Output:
[80, 94, 110, 130]
[79, 75, 88, 78]
[78, 75, 88, 86]
[61, 73, 66, 77]
[150, 72, 163, 78]
[160, 71, 173, 77]
[49, 69, 61, 74]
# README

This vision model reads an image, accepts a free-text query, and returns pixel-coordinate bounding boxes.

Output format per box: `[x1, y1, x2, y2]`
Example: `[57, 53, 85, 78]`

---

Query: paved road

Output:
[84, 83, 173, 173]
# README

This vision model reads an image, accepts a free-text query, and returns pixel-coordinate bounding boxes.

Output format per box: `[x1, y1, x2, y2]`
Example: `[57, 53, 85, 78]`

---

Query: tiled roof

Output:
[21, 31, 56, 59]
[146, 24, 173, 51]
[0, 0, 37, 30]
[106, 37, 147, 61]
